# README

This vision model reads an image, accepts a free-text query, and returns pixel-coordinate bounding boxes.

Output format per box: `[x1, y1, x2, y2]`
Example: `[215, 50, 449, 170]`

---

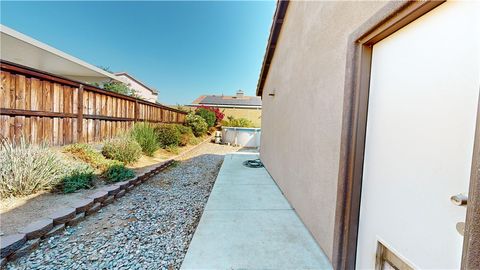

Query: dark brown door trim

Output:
[332, 1, 479, 269]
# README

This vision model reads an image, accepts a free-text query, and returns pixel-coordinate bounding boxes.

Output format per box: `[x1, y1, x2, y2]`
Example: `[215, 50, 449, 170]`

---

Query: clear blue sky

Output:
[1, 1, 275, 105]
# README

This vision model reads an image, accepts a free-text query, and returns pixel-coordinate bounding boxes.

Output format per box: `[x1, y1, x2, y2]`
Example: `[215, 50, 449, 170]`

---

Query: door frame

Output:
[332, 1, 480, 269]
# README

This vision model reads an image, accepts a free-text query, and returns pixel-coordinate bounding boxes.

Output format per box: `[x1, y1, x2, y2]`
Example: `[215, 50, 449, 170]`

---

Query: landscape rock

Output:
[115, 181, 131, 190]
[102, 196, 115, 206]
[18, 219, 53, 240]
[102, 185, 120, 196]
[6, 239, 40, 261]
[0, 234, 26, 258]
[48, 208, 76, 225]
[66, 213, 85, 227]
[71, 198, 94, 214]
[127, 177, 138, 185]
[115, 190, 126, 199]
[88, 191, 109, 203]
[86, 203, 102, 216]
[42, 224, 65, 239]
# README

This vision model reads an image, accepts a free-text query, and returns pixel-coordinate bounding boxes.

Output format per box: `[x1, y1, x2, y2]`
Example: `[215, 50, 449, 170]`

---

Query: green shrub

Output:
[0, 137, 65, 197]
[174, 124, 192, 135]
[174, 124, 195, 146]
[92, 81, 136, 96]
[130, 122, 159, 156]
[155, 124, 181, 147]
[61, 162, 95, 193]
[221, 117, 255, 128]
[104, 164, 135, 183]
[195, 108, 216, 127]
[102, 137, 142, 165]
[64, 143, 112, 170]
[186, 113, 208, 137]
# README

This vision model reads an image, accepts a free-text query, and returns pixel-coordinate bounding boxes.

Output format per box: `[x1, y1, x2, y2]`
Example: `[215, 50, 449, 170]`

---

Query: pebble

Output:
[6, 143, 239, 270]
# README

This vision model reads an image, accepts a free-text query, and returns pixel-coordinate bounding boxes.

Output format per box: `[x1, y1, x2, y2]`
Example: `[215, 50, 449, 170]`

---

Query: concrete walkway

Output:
[181, 153, 332, 269]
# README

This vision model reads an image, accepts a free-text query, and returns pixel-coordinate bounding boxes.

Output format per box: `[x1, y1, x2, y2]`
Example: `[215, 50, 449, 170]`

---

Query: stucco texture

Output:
[221, 108, 262, 127]
[260, 1, 385, 260]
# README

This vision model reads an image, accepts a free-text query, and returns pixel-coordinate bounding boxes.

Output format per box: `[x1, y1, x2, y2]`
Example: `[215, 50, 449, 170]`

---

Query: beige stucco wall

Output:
[260, 1, 386, 261]
[221, 107, 262, 127]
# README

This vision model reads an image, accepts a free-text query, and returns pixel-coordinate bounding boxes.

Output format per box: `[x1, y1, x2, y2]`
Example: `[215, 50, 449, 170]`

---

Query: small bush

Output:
[64, 143, 112, 170]
[92, 81, 136, 96]
[0, 138, 64, 197]
[221, 117, 255, 128]
[174, 124, 192, 135]
[60, 162, 95, 193]
[102, 137, 142, 165]
[174, 124, 195, 146]
[155, 124, 181, 147]
[104, 164, 135, 183]
[130, 122, 159, 156]
[195, 108, 216, 127]
[186, 113, 208, 137]
[197, 105, 224, 123]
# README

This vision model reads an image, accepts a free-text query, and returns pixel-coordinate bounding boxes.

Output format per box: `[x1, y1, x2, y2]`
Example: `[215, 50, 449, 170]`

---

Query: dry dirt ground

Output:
[0, 136, 212, 236]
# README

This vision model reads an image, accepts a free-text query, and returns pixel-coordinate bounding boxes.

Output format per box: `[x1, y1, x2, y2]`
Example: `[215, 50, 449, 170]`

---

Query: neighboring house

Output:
[189, 90, 262, 126]
[0, 24, 119, 84]
[257, 1, 479, 270]
[115, 72, 159, 103]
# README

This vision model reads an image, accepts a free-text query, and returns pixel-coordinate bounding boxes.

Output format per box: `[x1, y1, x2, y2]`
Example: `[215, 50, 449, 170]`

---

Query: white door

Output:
[356, 1, 480, 269]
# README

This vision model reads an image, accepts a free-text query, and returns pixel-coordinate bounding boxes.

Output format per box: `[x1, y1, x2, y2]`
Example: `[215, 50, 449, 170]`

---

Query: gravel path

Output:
[6, 142, 240, 270]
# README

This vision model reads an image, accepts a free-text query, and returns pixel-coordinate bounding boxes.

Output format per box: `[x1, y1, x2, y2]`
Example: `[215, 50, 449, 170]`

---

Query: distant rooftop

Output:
[191, 90, 262, 108]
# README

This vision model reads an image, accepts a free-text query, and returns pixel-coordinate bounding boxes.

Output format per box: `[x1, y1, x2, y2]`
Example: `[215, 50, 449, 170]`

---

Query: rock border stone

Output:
[0, 158, 175, 264]
[18, 219, 53, 240]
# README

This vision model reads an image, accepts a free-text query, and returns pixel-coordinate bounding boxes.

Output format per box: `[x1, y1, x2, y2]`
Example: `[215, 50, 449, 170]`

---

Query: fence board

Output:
[0, 62, 186, 145]
[25, 78, 31, 110]
[9, 74, 15, 109]
[0, 72, 10, 108]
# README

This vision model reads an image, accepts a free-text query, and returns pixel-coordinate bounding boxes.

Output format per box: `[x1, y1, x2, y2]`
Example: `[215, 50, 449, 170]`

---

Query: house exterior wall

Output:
[116, 74, 158, 103]
[259, 1, 386, 260]
[220, 107, 261, 127]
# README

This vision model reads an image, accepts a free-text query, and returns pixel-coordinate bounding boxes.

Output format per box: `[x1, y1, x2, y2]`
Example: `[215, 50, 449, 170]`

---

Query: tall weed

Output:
[130, 123, 159, 156]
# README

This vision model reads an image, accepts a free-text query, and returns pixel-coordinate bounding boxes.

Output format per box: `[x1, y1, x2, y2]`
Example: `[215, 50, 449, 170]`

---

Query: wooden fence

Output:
[0, 61, 187, 146]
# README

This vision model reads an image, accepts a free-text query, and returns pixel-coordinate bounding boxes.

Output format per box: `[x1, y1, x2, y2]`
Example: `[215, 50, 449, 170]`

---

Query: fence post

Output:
[134, 99, 138, 122]
[77, 84, 84, 143]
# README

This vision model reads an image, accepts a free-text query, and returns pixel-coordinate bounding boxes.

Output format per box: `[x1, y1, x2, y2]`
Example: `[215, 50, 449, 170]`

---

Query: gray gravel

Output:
[6, 142, 240, 270]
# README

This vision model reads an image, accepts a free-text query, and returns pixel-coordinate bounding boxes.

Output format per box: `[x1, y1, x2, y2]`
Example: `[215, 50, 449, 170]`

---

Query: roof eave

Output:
[256, 0, 290, 97]
[0, 24, 120, 82]
[114, 72, 159, 94]
[186, 104, 262, 109]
